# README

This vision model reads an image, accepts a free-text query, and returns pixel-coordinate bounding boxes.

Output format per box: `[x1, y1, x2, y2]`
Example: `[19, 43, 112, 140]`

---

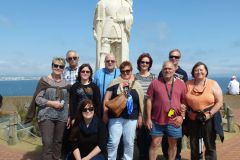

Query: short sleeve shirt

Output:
[147, 78, 186, 125]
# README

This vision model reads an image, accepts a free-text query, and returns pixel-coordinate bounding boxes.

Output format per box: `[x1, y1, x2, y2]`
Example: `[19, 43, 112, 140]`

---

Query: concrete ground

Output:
[0, 95, 240, 160]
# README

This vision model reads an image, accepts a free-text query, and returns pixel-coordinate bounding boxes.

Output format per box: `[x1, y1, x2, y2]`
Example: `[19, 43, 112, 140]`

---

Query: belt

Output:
[187, 106, 213, 121]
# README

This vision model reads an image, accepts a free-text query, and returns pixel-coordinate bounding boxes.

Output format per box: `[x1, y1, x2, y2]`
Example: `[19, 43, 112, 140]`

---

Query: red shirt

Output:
[147, 78, 186, 125]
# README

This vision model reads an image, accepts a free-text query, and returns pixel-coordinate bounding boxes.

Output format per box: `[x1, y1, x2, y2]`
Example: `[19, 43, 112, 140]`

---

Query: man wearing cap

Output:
[227, 75, 240, 95]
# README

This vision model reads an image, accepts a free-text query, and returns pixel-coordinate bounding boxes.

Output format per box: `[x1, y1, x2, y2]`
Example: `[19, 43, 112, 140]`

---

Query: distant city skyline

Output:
[0, 0, 240, 78]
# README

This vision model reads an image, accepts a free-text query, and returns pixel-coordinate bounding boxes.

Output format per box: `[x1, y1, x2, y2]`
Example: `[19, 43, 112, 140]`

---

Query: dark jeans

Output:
[39, 119, 66, 160]
[162, 136, 182, 160]
[189, 118, 217, 160]
[137, 125, 151, 160]
[61, 127, 71, 159]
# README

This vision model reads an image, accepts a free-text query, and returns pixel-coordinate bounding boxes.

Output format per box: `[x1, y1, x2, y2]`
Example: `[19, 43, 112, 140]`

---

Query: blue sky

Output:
[0, 0, 240, 78]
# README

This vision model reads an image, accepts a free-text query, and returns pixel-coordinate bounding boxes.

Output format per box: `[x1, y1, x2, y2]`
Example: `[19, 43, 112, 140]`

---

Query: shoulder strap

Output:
[129, 79, 136, 90]
[114, 69, 117, 78]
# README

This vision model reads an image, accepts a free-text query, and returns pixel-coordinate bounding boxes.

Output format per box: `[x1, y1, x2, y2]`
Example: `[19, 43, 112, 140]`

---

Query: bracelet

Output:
[208, 111, 213, 118]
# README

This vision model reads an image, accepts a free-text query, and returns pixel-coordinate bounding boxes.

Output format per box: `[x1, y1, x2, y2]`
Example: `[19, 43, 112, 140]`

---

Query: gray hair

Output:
[66, 50, 78, 57]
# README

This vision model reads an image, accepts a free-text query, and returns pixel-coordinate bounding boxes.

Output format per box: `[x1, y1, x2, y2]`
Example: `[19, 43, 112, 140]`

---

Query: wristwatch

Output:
[181, 115, 185, 120]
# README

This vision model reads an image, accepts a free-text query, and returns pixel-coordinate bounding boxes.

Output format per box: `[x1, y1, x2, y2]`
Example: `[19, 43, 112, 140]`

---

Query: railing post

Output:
[8, 112, 18, 145]
[226, 106, 235, 133]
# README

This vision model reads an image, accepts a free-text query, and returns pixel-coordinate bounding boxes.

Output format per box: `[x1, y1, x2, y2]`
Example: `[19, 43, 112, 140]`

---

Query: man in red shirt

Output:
[146, 61, 186, 160]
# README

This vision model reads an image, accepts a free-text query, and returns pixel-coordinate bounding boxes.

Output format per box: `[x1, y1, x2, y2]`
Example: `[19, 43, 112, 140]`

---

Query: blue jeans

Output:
[107, 118, 137, 160]
[150, 122, 182, 138]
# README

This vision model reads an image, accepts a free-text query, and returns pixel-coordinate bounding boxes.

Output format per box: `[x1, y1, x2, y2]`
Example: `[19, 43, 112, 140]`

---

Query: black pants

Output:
[136, 125, 151, 160]
[161, 136, 182, 160]
[189, 118, 217, 160]
[39, 119, 66, 160]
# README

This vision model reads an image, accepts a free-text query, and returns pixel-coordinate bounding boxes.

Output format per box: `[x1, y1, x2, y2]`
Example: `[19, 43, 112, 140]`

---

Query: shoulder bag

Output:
[106, 80, 135, 117]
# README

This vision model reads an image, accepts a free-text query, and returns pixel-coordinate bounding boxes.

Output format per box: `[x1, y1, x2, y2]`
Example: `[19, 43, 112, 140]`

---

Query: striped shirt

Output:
[135, 73, 155, 97]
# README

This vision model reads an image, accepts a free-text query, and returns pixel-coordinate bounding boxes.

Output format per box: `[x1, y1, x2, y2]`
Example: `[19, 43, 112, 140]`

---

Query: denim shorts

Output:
[150, 121, 182, 138]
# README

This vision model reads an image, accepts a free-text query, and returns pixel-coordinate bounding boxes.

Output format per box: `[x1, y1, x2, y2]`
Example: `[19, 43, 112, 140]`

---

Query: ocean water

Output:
[0, 80, 38, 96]
[0, 77, 230, 96]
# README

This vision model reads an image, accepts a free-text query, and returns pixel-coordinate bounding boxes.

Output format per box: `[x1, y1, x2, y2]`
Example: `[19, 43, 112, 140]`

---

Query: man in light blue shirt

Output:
[93, 53, 120, 116]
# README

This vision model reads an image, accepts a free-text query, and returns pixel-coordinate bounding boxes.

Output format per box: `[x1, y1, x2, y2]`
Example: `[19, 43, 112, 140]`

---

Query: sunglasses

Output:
[52, 63, 64, 70]
[169, 55, 180, 59]
[121, 69, 131, 74]
[82, 107, 94, 112]
[81, 70, 91, 74]
[67, 57, 78, 61]
[105, 60, 116, 63]
[140, 61, 150, 65]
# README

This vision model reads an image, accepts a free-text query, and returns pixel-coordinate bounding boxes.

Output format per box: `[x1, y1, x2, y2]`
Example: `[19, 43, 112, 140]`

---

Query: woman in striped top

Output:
[135, 53, 155, 160]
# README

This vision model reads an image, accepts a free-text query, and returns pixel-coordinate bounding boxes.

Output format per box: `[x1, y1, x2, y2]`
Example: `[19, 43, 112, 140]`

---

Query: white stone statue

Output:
[93, 0, 133, 69]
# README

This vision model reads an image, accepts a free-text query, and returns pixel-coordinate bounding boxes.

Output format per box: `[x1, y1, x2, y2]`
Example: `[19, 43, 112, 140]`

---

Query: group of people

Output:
[25, 49, 224, 160]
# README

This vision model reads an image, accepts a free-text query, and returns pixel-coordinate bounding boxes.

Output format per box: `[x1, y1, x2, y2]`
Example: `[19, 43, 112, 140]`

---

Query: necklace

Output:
[192, 78, 207, 95]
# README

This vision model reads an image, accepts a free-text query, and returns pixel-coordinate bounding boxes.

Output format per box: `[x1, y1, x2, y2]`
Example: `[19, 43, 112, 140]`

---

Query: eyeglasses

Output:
[105, 60, 116, 63]
[82, 107, 94, 112]
[169, 55, 180, 59]
[52, 63, 64, 70]
[81, 70, 91, 74]
[121, 69, 131, 74]
[67, 57, 78, 61]
[140, 61, 150, 65]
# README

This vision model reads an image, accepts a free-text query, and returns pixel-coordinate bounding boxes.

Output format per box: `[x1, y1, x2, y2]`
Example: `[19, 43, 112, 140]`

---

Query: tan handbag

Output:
[106, 92, 128, 117]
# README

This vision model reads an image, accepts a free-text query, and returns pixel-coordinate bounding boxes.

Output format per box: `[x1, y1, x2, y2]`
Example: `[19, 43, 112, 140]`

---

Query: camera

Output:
[196, 111, 206, 123]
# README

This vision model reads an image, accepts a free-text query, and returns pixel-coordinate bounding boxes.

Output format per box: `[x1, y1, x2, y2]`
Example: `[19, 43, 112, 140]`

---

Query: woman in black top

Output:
[69, 64, 101, 122]
[103, 61, 144, 160]
[68, 99, 107, 160]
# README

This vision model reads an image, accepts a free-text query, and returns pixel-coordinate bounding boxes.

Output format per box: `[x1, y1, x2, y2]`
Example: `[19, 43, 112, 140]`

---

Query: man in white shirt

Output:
[63, 50, 80, 85]
[227, 75, 240, 95]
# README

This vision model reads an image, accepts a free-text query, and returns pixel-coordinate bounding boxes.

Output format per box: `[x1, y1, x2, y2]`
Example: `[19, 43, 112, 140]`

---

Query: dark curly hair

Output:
[77, 64, 93, 82]
[137, 52, 153, 71]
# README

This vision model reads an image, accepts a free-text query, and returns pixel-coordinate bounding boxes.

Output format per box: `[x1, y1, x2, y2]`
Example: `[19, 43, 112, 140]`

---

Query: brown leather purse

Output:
[106, 92, 128, 117]
[106, 80, 136, 117]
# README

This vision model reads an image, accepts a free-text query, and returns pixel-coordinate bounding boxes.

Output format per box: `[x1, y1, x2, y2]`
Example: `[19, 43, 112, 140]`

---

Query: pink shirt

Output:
[147, 78, 186, 125]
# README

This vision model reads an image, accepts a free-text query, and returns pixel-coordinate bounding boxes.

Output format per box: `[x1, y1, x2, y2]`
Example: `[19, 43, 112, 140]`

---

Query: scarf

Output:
[25, 77, 70, 123]
[78, 115, 99, 136]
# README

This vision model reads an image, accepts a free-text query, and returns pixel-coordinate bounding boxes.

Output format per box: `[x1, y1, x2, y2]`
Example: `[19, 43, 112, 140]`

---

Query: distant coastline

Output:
[0, 76, 231, 96]
[0, 76, 40, 81]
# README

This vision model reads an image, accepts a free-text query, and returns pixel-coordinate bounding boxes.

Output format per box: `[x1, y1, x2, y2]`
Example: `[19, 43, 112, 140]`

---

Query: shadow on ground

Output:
[157, 155, 189, 160]
[20, 145, 41, 160]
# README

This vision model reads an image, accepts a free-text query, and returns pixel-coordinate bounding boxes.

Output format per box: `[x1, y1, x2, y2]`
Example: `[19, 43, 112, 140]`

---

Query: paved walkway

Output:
[0, 108, 240, 160]
[181, 107, 240, 160]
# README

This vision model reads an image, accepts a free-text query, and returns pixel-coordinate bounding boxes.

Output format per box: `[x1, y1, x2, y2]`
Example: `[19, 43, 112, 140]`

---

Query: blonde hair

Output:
[52, 57, 66, 66]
